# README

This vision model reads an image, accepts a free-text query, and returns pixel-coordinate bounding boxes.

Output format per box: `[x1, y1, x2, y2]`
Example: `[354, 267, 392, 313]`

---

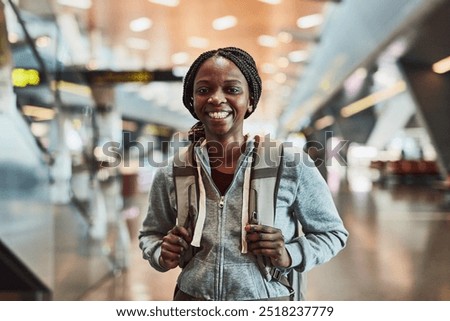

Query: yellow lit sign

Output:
[12, 68, 41, 87]
[144, 124, 172, 137]
[87, 71, 153, 84]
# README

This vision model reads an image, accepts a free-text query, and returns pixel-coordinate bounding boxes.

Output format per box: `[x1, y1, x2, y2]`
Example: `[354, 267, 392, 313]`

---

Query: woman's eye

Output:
[228, 87, 241, 94]
[196, 88, 209, 94]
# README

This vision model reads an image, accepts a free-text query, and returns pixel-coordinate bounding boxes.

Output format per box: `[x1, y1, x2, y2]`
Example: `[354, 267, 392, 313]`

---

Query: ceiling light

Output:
[130, 17, 153, 32]
[187, 36, 209, 48]
[343, 67, 368, 96]
[212, 16, 238, 30]
[122, 120, 138, 132]
[341, 81, 406, 118]
[126, 37, 150, 50]
[297, 13, 324, 29]
[274, 72, 287, 84]
[52, 81, 92, 97]
[288, 50, 308, 63]
[31, 123, 50, 137]
[277, 31, 293, 44]
[35, 36, 51, 48]
[148, 0, 180, 7]
[57, 0, 92, 9]
[8, 32, 19, 43]
[258, 0, 282, 4]
[353, 68, 368, 79]
[171, 52, 189, 65]
[172, 66, 189, 77]
[22, 105, 55, 121]
[261, 63, 276, 74]
[314, 115, 335, 131]
[432, 55, 450, 74]
[258, 35, 278, 48]
[86, 59, 99, 70]
[277, 57, 289, 68]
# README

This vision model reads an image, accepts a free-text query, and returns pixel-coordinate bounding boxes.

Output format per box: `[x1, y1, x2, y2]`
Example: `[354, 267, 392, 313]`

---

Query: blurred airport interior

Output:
[0, 0, 449, 301]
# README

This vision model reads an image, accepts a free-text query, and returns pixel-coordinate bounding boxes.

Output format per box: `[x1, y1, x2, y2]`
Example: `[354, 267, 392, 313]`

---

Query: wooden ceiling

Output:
[72, 0, 332, 121]
[86, 0, 326, 67]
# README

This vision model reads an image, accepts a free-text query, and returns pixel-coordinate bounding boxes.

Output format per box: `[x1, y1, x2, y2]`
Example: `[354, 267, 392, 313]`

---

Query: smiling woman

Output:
[190, 52, 255, 145]
[179, 48, 263, 162]
[182, 48, 262, 120]
[138, 47, 348, 301]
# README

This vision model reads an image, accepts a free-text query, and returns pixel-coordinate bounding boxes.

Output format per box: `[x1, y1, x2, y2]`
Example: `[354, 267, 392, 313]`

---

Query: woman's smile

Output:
[208, 111, 232, 119]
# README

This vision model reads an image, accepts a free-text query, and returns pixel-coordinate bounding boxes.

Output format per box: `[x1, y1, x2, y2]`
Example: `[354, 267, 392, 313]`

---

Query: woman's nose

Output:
[208, 91, 226, 105]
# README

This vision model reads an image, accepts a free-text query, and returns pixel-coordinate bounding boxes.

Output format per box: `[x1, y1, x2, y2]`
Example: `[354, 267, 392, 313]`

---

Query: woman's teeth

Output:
[208, 111, 229, 119]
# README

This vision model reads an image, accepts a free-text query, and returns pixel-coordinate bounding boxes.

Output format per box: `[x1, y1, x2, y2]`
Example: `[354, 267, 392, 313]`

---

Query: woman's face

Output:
[193, 56, 253, 142]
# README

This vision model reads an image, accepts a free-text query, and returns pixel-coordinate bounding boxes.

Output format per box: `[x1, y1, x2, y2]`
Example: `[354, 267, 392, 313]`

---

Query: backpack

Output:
[172, 134, 305, 300]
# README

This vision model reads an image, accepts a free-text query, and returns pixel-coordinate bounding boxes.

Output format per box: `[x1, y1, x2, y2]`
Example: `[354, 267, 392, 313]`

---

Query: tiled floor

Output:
[80, 175, 450, 301]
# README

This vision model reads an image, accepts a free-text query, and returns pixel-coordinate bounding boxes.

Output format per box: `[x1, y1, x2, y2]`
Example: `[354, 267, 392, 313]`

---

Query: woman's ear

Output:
[245, 104, 254, 118]
[249, 96, 255, 112]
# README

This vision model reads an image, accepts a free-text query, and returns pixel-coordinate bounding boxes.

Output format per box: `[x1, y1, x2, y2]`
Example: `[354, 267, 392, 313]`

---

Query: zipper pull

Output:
[250, 211, 258, 224]
[219, 196, 224, 209]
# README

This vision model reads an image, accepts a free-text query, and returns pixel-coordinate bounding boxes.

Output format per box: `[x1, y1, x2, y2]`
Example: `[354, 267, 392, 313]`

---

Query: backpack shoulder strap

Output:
[248, 134, 284, 226]
[248, 135, 296, 299]
[173, 143, 198, 230]
[172, 143, 200, 268]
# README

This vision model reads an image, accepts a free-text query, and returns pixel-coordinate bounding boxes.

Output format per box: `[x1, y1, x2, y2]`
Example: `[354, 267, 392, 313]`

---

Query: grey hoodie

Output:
[139, 137, 348, 300]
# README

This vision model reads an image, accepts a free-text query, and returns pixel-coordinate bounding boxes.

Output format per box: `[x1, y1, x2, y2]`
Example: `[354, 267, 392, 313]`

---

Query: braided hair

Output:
[182, 47, 262, 121]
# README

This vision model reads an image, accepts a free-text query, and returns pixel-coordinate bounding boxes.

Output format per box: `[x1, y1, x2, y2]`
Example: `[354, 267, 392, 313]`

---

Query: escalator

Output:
[0, 0, 127, 300]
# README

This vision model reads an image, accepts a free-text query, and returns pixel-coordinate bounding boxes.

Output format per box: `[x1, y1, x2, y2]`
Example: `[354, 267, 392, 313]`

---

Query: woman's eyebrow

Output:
[224, 79, 243, 84]
[194, 79, 243, 85]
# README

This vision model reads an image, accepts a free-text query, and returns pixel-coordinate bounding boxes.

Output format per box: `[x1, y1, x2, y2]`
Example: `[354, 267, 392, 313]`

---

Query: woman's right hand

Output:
[159, 226, 192, 269]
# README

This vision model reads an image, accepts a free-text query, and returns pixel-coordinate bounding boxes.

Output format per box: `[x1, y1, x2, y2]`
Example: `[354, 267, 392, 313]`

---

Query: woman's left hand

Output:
[245, 224, 292, 268]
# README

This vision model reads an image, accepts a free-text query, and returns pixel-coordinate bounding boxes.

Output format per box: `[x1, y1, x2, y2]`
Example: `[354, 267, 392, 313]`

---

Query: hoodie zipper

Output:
[217, 195, 225, 300]
[195, 142, 254, 300]
[219, 196, 225, 209]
